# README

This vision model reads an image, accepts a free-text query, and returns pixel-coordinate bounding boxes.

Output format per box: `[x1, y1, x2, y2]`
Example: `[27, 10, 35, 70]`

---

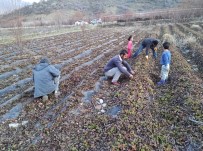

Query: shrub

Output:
[175, 34, 197, 50]
[162, 34, 175, 45]
[184, 35, 197, 49]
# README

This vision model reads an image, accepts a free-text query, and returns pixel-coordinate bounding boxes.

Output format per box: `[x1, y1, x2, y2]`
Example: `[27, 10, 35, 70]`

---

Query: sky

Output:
[0, 0, 42, 14]
[22, 0, 41, 3]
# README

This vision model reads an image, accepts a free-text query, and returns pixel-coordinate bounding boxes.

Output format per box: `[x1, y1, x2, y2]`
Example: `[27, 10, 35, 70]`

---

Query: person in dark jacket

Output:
[104, 49, 134, 85]
[33, 58, 60, 100]
[132, 38, 159, 59]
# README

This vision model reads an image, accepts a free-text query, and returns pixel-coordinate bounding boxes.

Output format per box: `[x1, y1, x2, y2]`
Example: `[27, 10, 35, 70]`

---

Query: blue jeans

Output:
[160, 65, 170, 81]
[132, 44, 157, 59]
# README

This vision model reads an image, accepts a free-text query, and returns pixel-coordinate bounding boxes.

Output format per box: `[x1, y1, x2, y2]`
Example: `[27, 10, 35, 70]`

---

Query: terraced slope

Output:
[0, 23, 202, 150]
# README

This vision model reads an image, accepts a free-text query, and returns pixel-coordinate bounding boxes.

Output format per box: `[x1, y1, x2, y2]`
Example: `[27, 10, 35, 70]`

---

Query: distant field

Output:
[0, 24, 96, 45]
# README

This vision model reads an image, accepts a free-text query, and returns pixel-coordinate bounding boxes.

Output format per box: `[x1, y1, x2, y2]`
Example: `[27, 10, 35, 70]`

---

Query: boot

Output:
[157, 80, 165, 86]
[42, 95, 48, 101]
[112, 82, 121, 86]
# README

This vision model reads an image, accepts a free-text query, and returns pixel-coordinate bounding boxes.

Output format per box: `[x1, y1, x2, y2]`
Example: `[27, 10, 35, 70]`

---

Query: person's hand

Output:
[129, 74, 133, 79]
[131, 70, 135, 75]
[154, 47, 158, 51]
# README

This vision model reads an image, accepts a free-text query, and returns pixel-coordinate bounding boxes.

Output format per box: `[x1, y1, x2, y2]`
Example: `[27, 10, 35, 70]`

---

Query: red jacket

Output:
[127, 40, 133, 58]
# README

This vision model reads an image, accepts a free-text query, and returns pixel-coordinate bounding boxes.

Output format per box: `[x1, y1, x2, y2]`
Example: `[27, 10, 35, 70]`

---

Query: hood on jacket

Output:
[34, 58, 50, 71]
[34, 63, 49, 71]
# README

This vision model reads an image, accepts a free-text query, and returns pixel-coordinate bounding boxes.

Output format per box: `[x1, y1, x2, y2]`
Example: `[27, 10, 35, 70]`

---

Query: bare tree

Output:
[10, 0, 24, 47]
[54, 10, 64, 29]
[11, 16, 23, 46]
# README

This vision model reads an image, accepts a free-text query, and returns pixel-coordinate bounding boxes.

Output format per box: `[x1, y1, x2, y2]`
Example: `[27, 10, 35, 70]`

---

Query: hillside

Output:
[17, 0, 182, 15]
[1, 0, 182, 23]
[1, 0, 203, 27]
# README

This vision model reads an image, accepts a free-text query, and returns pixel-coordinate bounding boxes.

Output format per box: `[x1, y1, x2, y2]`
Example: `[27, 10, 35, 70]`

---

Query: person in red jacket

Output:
[127, 35, 133, 58]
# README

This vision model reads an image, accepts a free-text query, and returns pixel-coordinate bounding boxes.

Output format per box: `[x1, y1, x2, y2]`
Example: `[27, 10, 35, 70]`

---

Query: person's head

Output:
[152, 40, 159, 47]
[119, 49, 128, 59]
[40, 58, 50, 64]
[163, 42, 170, 50]
[128, 35, 133, 41]
[150, 39, 158, 50]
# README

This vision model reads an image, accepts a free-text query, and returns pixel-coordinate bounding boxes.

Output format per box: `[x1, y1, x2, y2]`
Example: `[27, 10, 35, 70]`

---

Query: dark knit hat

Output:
[40, 58, 50, 64]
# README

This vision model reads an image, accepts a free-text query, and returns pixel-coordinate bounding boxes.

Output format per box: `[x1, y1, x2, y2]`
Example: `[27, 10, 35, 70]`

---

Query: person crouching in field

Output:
[127, 35, 133, 58]
[132, 38, 159, 60]
[33, 58, 60, 100]
[104, 49, 134, 86]
[157, 42, 171, 86]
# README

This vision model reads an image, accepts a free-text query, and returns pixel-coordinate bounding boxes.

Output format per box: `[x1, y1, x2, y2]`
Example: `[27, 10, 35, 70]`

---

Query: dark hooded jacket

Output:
[141, 38, 159, 52]
[33, 59, 60, 98]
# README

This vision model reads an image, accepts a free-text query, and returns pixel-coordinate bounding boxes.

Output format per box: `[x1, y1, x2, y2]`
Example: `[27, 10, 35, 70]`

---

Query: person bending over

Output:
[132, 38, 159, 60]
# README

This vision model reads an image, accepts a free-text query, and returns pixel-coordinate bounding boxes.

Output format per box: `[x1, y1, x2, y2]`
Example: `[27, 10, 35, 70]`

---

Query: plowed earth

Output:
[0, 23, 203, 150]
